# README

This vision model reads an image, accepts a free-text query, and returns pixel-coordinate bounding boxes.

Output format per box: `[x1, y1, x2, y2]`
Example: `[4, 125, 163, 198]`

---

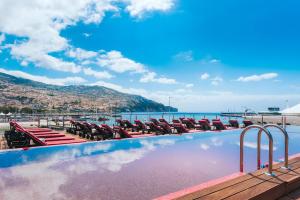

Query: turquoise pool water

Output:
[0, 126, 299, 200]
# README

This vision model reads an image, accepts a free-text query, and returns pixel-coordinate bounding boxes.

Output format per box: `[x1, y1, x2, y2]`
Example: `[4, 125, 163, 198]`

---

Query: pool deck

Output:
[157, 155, 300, 200]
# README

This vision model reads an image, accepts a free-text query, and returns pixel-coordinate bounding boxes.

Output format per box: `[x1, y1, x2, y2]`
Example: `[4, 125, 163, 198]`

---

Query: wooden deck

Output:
[160, 156, 300, 200]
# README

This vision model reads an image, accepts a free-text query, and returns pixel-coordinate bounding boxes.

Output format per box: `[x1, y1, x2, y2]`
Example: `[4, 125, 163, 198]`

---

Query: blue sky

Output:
[0, 0, 300, 112]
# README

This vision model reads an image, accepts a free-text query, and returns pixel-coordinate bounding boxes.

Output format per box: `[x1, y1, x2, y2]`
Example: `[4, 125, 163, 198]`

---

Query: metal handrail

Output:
[240, 125, 274, 175]
[257, 124, 289, 169]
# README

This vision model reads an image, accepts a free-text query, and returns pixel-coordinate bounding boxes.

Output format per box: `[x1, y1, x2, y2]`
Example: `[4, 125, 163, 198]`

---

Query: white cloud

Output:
[200, 73, 210, 80]
[209, 59, 220, 63]
[140, 71, 177, 84]
[83, 33, 91, 38]
[67, 48, 97, 60]
[90, 81, 147, 95]
[173, 50, 194, 62]
[97, 50, 146, 73]
[0, 68, 86, 86]
[200, 143, 210, 150]
[211, 76, 223, 86]
[236, 141, 277, 151]
[237, 73, 278, 82]
[185, 83, 194, 88]
[124, 0, 175, 18]
[83, 68, 113, 79]
[0, 0, 175, 76]
[0, 0, 114, 73]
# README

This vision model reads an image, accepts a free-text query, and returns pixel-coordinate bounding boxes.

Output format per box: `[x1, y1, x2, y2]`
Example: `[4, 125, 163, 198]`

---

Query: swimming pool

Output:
[0, 126, 299, 200]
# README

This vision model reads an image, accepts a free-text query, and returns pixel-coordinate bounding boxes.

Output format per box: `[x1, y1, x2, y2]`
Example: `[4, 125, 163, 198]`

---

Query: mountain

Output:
[0, 72, 178, 113]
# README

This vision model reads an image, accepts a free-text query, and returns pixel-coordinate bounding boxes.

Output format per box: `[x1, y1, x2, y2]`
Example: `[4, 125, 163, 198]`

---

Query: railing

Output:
[240, 125, 274, 175]
[258, 124, 289, 169]
[240, 124, 290, 176]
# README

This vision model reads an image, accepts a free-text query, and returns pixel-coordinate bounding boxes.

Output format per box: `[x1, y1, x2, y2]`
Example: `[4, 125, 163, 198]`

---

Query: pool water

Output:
[0, 126, 299, 200]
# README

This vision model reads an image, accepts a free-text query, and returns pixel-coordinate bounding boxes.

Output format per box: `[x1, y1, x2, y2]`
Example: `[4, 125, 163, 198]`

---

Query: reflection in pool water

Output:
[0, 126, 300, 200]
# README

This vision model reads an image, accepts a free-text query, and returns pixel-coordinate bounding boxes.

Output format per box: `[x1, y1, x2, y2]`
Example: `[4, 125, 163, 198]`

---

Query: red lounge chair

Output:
[202, 118, 210, 124]
[134, 120, 148, 132]
[243, 120, 253, 127]
[187, 118, 198, 125]
[182, 119, 201, 129]
[159, 118, 172, 126]
[198, 120, 212, 131]
[172, 119, 181, 124]
[212, 121, 227, 130]
[158, 122, 173, 134]
[68, 121, 90, 137]
[229, 120, 239, 128]
[82, 122, 94, 139]
[11, 122, 85, 146]
[114, 127, 155, 139]
[101, 124, 116, 137]
[179, 117, 186, 123]
[122, 120, 138, 130]
[172, 123, 198, 134]
[10, 121, 51, 132]
[145, 122, 165, 134]
[71, 122, 90, 138]
[150, 118, 160, 126]
[91, 124, 114, 140]
[115, 119, 126, 128]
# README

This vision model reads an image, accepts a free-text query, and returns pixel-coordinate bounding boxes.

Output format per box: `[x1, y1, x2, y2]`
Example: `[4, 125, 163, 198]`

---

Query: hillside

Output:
[0, 72, 177, 113]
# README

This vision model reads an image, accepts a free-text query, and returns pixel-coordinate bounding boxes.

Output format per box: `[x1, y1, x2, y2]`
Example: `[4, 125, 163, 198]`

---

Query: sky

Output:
[0, 0, 300, 112]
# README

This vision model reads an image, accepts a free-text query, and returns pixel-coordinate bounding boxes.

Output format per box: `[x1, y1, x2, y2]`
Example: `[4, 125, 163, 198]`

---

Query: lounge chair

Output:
[82, 122, 94, 139]
[113, 127, 155, 139]
[182, 119, 201, 129]
[91, 124, 114, 140]
[101, 124, 116, 137]
[202, 118, 211, 124]
[150, 118, 160, 126]
[145, 122, 165, 134]
[243, 120, 253, 127]
[187, 118, 198, 125]
[74, 122, 91, 138]
[179, 117, 186, 123]
[115, 119, 126, 128]
[229, 120, 239, 128]
[134, 120, 148, 133]
[172, 123, 189, 134]
[212, 120, 227, 130]
[172, 119, 181, 124]
[158, 122, 173, 134]
[159, 118, 173, 126]
[198, 120, 212, 131]
[9, 122, 85, 147]
[122, 120, 138, 131]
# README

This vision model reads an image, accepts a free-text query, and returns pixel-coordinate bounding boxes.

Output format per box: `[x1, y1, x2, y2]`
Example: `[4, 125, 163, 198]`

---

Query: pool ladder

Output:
[240, 124, 289, 176]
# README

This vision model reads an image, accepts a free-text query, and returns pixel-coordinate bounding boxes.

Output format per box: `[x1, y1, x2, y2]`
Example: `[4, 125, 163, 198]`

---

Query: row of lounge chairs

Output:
[117, 118, 253, 133]
[67, 118, 254, 141]
[66, 120, 156, 141]
[5, 118, 254, 148]
[5, 121, 86, 148]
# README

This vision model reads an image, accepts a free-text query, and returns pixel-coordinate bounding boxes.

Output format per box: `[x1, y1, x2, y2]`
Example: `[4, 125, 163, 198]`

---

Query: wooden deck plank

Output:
[222, 162, 300, 199]
[173, 158, 300, 200]
[176, 158, 300, 200]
